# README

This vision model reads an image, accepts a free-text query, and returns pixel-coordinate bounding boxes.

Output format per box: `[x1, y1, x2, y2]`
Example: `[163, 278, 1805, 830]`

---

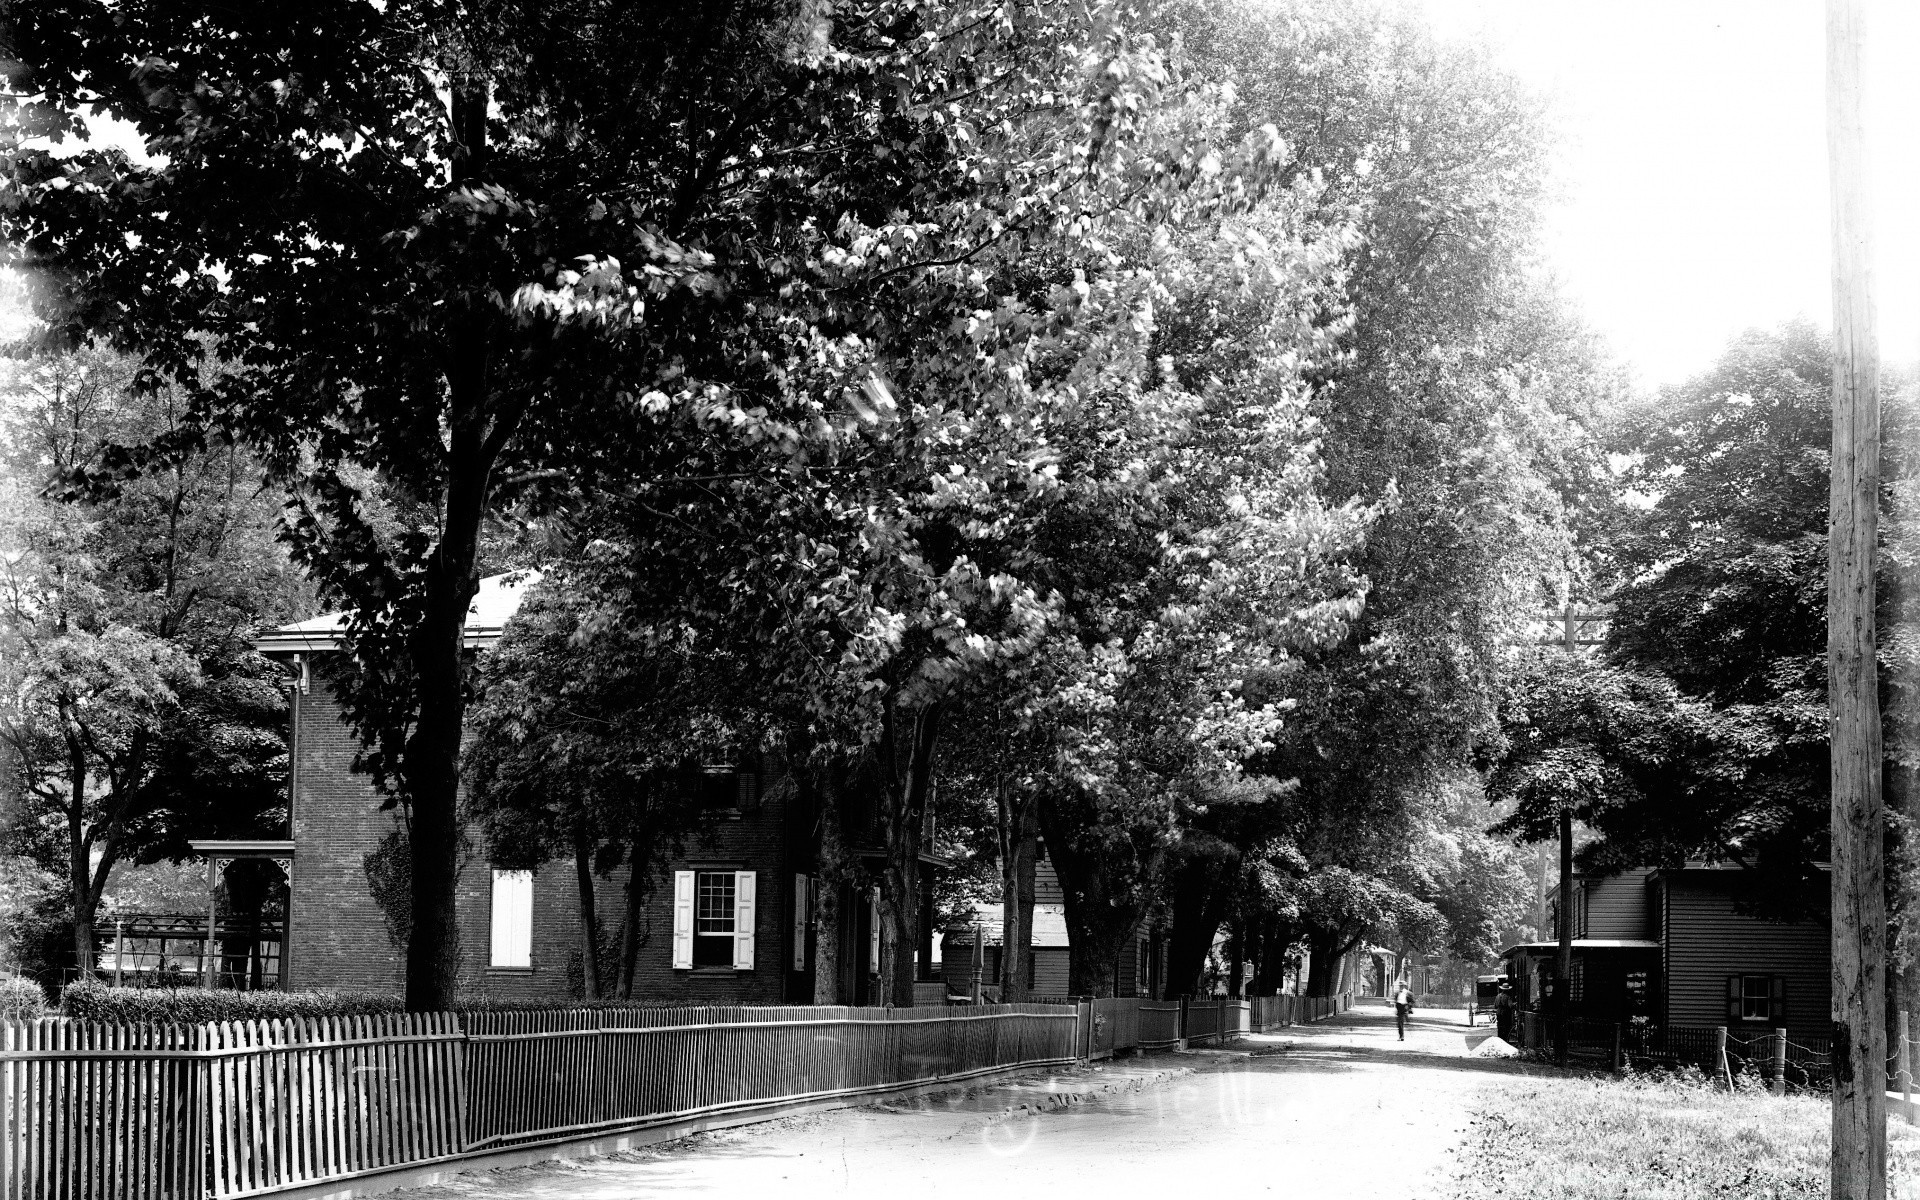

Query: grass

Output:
[1443, 1068, 1920, 1199]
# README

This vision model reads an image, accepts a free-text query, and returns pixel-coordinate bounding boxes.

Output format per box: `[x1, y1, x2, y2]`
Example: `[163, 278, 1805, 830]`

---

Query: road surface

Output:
[398, 1003, 1535, 1200]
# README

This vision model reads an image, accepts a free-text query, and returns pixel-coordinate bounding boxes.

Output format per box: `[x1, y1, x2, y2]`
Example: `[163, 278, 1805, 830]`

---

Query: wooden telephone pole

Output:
[1826, 0, 1885, 1195]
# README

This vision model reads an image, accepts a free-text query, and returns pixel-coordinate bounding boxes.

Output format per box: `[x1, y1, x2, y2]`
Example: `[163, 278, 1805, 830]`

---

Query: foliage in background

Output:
[0, 347, 302, 987]
[0, 974, 50, 1019]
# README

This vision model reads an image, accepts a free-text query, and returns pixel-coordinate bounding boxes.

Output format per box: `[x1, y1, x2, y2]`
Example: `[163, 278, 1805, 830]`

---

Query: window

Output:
[792, 874, 810, 972]
[672, 870, 756, 970]
[1727, 974, 1784, 1024]
[1569, 959, 1585, 1003]
[695, 872, 736, 966]
[694, 768, 761, 815]
[489, 869, 533, 970]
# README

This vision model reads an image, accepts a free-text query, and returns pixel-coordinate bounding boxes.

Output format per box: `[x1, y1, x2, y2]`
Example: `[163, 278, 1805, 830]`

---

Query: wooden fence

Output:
[0, 993, 1361, 1198]
[1, 1003, 1076, 1200]
[1249, 992, 1351, 1032]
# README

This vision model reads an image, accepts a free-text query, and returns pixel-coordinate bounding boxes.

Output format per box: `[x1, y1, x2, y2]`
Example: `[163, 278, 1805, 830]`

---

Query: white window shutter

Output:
[793, 874, 810, 972]
[672, 871, 695, 970]
[734, 871, 756, 970]
[868, 887, 881, 974]
[489, 869, 534, 969]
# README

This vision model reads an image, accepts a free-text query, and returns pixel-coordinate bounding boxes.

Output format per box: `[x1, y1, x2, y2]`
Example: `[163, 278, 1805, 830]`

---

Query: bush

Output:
[61, 981, 405, 1024]
[0, 975, 51, 1019]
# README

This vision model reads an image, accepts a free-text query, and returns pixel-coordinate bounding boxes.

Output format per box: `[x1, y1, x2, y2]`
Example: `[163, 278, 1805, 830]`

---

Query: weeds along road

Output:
[398, 1003, 1543, 1200]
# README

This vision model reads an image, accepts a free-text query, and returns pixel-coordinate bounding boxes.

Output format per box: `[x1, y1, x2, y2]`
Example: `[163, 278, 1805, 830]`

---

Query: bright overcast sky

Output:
[1413, 0, 1920, 388]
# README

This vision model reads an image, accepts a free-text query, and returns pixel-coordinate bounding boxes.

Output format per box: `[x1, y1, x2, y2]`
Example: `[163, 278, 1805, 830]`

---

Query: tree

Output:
[1598, 324, 1920, 904]
[0, 348, 298, 984]
[463, 566, 749, 999]
[3, 0, 1164, 1008]
[1148, 0, 1616, 1003]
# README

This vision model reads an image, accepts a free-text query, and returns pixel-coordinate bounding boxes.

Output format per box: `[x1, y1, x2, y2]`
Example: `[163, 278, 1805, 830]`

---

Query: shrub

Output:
[0, 975, 51, 1019]
[61, 981, 405, 1024]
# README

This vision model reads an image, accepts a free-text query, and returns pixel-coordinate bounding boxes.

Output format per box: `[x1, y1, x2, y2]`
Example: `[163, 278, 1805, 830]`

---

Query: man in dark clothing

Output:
[1393, 981, 1414, 1040]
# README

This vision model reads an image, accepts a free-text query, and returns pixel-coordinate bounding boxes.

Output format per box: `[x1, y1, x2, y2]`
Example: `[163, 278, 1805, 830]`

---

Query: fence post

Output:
[1901, 1011, 1915, 1124]
[1772, 1027, 1787, 1097]
[1715, 1026, 1732, 1092]
[1612, 1023, 1624, 1074]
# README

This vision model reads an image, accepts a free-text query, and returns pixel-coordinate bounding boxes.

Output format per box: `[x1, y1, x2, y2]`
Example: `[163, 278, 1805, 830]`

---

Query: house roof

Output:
[946, 904, 1071, 949]
[253, 571, 542, 655]
[1500, 938, 1660, 958]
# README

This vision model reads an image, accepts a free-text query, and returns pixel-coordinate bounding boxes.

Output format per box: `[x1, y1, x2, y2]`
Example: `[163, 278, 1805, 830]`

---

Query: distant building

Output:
[1502, 865, 1828, 1038]
[253, 573, 936, 1004]
[941, 856, 1166, 1000]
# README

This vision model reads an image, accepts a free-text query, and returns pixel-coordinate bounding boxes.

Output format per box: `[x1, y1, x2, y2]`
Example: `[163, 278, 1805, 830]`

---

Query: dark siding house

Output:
[1658, 868, 1827, 1038]
[255, 574, 914, 1005]
[1503, 864, 1829, 1039]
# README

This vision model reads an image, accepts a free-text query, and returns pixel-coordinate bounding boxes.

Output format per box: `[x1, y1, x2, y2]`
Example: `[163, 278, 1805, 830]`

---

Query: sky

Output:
[1412, 0, 1920, 388]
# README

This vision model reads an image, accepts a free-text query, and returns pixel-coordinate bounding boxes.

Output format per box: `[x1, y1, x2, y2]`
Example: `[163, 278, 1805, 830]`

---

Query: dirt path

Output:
[398, 1003, 1544, 1200]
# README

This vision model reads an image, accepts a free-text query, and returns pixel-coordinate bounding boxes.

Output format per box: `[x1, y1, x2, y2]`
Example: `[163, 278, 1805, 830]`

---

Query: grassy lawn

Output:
[1444, 1071, 1920, 1199]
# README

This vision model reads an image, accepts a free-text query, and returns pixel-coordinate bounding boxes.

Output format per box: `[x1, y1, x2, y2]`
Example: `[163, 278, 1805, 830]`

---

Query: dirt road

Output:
[398, 1003, 1538, 1200]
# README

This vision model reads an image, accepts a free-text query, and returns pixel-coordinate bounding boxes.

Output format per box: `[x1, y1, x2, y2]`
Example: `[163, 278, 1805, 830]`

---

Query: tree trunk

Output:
[1227, 912, 1245, 1000]
[400, 78, 513, 1014]
[572, 828, 602, 1001]
[998, 786, 1038, 1001]
[1036, 789, 1143, 998]
[1826, 1, 1886, 1190]
[615, 840, 648, 1001]
[809, 756, 850, 1005]
[876, 703, 941, 1007]
[1304, 929, 1356, 998]
[65, 744, 96, 983]
[1163, 858, 1230, 1000]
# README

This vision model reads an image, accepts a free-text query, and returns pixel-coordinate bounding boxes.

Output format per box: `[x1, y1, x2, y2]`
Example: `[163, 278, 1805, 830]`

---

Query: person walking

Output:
[1393, 979, 1414, 1041]
[1494, 979, 1515, 1041]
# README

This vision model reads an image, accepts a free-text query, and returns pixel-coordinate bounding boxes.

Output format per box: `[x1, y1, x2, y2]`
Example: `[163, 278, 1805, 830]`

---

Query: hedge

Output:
[0, 975, 50, 1019]
[62, 981, 406, 1024]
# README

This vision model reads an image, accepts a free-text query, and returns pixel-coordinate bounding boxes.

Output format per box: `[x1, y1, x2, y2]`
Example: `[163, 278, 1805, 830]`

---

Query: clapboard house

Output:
[253, 573, 937, 1005]
[1503, 864, 1829, 1038]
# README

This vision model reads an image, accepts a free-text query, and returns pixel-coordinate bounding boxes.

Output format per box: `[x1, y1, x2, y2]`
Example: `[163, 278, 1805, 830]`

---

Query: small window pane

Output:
[1741, 975, 1770, 1021]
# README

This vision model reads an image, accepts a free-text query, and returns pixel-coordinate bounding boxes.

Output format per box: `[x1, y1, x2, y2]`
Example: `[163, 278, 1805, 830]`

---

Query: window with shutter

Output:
[733, 871, 756, 970]
[792, 874, 809, 972]
[671, 871, 695, 969]
[489, 869, 534, 970]
[1734, 975, 1771, 1022]
[1768, 976, 1788, 1027]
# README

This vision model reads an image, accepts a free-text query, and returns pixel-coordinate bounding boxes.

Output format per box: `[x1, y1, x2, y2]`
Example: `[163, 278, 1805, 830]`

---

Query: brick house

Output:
[1502, 864, 1830, 1039]
[255, 574, 934, 1004]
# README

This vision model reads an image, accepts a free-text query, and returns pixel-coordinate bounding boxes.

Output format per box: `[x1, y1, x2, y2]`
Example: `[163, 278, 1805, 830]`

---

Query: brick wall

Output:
[288, 678, 799, 1003]
[286, 681, 407, 994]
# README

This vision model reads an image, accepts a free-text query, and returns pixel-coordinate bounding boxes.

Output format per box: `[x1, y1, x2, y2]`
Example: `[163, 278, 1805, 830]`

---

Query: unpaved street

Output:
[399, 1004, 1544, 1200]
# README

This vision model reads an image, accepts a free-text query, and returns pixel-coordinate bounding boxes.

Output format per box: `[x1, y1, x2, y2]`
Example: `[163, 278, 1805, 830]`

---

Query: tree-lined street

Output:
[397, 1005, 1522, 1200]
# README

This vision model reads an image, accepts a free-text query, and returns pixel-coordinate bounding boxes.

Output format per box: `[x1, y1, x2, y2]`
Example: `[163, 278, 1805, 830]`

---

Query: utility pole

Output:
[1826, 0, 1885, 1195]
[1555, 600, 1576, 1067]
